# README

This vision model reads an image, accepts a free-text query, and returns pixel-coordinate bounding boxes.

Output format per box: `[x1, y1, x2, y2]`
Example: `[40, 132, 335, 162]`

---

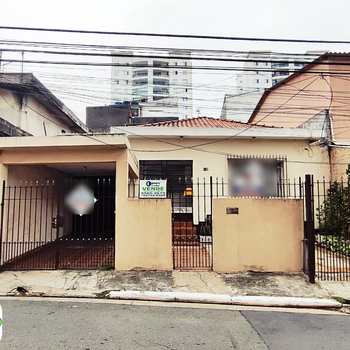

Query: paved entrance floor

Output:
[0, 270, 330, 299]
[2, 239, 115, 270]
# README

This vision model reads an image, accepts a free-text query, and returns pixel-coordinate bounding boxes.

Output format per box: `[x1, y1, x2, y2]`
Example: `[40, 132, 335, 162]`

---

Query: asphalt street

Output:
[0, 299, 349, 349]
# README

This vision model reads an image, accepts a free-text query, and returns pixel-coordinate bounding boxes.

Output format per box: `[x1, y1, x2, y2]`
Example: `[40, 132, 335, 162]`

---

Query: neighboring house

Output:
[248, 52, 350, 179]
[113, 116, 330, 192]
[0, 73, 87, 136]
[111, 50, 192, 119]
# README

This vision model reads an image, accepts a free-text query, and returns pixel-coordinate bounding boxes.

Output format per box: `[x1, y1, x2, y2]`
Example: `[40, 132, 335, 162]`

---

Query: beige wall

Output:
[212, 198, 303, 273]
[130, 137, 329, 224]
[0, 89, 72, 136]
[130, 137, 330, 182]
[116, 199, 172, 270]
[250, 63, 331, 128]
[330, 147, 350, 180]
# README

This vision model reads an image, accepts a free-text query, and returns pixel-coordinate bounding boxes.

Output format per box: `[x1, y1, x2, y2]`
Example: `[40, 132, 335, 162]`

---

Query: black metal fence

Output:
[0, 177, 115, 271]
[306, 176, 350, 281]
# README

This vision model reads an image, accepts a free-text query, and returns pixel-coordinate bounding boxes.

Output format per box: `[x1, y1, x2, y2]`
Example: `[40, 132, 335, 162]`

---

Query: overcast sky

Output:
[0, 0, 348, 121]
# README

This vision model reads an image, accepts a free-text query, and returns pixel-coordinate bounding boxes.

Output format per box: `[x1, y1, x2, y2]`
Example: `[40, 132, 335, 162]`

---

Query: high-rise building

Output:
[111, 50, 192, 119]
[221, 51, 319, 121]
[235, 51, 306, 93]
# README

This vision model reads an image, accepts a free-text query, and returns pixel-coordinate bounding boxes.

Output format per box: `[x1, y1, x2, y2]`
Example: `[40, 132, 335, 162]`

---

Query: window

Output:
[116, 80, 119, 84]
[256, 71, 259, 75]
[228, 157, 284, 197]
[134, 60, 148, 67]
[153, 78, 169, 86]
[185, 88, 188, 92]
[256, 79, 260, 83]
[126, 80, 129, 85]
[153, 86, 169, 95]
[133, 69, 148, 78]
[153, 70, 169, 77]
[153, 60, 169, 68]
[153, 95, 165, 101]
[175, 71, 178, 75]
[139, 159, 193, 183]
[132, 79, 148, 86]
[266, 79, 269, 83]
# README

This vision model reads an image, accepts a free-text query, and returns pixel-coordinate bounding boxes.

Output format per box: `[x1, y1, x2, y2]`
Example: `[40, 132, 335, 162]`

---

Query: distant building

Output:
[235, 51, 306, 92]
[222, 51, 322, 121]
[86, 102, 178, 131]
[0, 73, 87, 136]
[221, 90, 264, 122]
[111, 50, 192, 119]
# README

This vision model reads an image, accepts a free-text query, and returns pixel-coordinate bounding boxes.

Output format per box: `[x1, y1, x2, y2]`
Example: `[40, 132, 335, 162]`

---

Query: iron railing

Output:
[0, 177, 115, 271]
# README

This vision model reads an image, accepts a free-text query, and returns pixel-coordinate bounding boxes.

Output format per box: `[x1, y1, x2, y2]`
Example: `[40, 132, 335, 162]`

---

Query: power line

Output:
[0, 47, 327, 67]
[0, 38, 326, 58]
[5, 58, 350, 75]
[0, 25, 349, 45]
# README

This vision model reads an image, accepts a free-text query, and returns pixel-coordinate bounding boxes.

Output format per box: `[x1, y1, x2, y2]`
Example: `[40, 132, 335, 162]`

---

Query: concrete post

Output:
[115, 150, 129, 269]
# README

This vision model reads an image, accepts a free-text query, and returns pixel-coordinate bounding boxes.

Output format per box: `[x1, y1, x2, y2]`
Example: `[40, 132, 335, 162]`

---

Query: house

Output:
[0, 116, 335, 277]
[247, 53, 350, 180]
[114, 116, 330, 188]
[0, 73, 87, 136]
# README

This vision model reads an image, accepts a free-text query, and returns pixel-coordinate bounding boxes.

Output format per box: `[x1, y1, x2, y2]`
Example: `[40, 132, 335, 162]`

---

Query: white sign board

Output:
[139, 180, 167, 199]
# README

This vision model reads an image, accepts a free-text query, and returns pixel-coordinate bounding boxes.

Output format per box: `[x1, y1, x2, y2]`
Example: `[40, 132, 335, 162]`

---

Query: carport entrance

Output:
[0, 164, 116, 270]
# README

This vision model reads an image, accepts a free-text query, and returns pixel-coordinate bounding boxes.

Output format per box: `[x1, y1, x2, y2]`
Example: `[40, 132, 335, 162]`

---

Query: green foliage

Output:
[317, 165, 350, 238]
[319, 235, 350, 256]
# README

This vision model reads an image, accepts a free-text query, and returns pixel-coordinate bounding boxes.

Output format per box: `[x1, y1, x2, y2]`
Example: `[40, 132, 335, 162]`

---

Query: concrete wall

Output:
[0, 89, 71, 136]
[116, 199, 172, 270]
[212, 198, 303, 273]
[330, 147, 350, 180]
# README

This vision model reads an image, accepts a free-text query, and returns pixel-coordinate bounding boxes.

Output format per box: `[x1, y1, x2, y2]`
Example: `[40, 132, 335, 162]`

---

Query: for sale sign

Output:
[139, 180, 167, 199]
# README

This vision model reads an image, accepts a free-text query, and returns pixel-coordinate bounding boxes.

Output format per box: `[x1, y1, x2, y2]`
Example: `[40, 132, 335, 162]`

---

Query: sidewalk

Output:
[0, 270, 331, 300]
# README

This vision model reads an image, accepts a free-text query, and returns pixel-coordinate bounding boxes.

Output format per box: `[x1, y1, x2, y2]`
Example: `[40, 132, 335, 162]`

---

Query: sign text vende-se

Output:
[139, 180, 167, 198]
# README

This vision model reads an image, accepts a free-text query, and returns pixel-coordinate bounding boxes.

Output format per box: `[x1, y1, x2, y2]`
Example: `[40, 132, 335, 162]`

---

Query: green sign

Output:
[139, 180, 167, 198]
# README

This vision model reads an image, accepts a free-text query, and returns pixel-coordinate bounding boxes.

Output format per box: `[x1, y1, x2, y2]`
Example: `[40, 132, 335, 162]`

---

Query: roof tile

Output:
[143, 116, 273, 129]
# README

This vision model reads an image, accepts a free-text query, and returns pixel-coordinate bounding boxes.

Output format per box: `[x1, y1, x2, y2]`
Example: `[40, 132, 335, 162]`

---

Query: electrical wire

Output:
[1, 25, 350, 45]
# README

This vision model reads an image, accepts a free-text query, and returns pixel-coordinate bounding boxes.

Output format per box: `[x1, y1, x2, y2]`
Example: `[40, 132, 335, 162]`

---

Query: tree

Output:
[317, 165, 350, 238]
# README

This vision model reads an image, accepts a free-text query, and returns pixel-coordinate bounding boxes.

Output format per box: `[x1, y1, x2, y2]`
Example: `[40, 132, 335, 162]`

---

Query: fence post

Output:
[305, 174, 316, 283]
[0, 180, 5, 267]
[55, 187, 60, 270]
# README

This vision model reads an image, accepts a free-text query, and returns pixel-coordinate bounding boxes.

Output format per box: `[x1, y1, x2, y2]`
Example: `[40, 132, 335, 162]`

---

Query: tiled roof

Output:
[143, 116, 273, 128]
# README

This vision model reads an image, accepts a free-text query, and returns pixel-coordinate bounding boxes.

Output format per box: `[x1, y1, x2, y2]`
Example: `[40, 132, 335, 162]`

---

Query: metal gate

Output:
[0, 176, 115, 270]
[171, 178, 213, 270]
[304, 175, 350, 282]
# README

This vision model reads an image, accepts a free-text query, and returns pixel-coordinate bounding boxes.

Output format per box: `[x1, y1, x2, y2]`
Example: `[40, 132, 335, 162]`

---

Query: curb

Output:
[108, 291, 342, 309]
